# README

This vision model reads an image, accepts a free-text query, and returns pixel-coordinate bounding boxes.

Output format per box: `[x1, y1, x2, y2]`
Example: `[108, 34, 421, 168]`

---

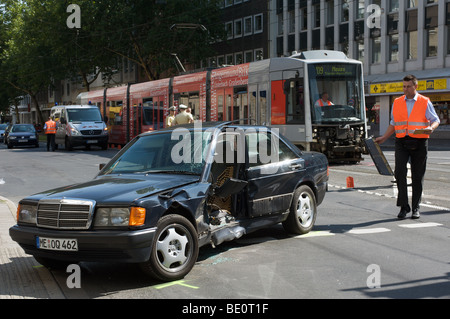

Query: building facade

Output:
[210, 0, 270, 66]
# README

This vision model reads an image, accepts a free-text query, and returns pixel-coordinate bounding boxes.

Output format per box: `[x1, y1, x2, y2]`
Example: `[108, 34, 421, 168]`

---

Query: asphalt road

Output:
[0, 141, 449, 301]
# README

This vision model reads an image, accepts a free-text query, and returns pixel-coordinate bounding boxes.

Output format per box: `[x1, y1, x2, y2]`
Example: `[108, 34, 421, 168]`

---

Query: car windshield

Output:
[99, 130, 213, 176]
[12, 125, 35, 133]
[67, 108, 102, 122]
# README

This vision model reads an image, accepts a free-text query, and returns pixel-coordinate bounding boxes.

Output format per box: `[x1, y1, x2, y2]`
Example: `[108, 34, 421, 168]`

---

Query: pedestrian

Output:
[375, 75, 440, 219]
[172, 104, 194, 125]
[44, 116, 57, 152]
[166, 106, 177, 127]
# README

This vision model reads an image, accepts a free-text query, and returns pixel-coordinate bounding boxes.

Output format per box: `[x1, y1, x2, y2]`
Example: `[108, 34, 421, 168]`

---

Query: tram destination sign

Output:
[311, 64, 355, 77]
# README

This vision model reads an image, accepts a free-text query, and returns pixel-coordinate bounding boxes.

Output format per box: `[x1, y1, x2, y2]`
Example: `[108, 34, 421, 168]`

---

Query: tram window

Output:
[226, 94, 232, 121]
[218, 95, 224, 121]
[109, 101, 123, 125]
[285, 79, 305, 124]
[142, 98, 153, 126]
[159, 101, 164, 129]
[250, 91, 257, 124]
[260, 90, 267, 125]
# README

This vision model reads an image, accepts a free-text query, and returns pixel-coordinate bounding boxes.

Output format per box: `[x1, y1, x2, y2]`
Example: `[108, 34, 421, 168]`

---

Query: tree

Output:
[97, 0, 225, 81]
[1, 0, 61, 124]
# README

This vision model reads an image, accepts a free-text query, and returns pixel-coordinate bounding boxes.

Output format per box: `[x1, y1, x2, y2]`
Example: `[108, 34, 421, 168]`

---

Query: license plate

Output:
[37, 237, 78, 251]
[19, 139, 28, 142]
[87, 140, 97, 144]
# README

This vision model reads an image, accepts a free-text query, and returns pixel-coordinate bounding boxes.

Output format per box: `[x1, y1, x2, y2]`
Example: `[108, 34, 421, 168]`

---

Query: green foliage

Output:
[0, 0, 224, 116]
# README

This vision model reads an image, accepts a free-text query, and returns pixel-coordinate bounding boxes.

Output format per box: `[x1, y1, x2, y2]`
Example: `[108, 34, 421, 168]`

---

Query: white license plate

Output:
[86, 140, 97, 144]
[37, 237, 78, 251]
[19, 139, 28, 142]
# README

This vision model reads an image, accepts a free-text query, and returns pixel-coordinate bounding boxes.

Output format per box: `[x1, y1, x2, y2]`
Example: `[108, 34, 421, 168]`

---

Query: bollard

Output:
[346, 176, 354, 188]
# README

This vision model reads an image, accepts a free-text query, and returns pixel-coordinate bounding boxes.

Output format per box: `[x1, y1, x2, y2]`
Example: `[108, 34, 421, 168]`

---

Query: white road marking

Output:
[398, 222, 443, 229]
[295, 231, 335, 238]
[346, 228, 391, 235]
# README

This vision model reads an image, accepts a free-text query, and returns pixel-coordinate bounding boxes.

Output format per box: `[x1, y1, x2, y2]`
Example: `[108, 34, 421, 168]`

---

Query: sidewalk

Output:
[0, 196, 65, 299]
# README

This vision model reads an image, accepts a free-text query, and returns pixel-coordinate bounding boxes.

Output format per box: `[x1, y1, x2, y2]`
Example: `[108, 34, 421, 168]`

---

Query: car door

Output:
[245, 129, 305, 217]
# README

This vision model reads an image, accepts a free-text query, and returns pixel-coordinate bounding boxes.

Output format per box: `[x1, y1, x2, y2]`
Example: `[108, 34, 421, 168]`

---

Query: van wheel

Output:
[65, 138, 73, 151]
[282, 185, 317, 235]
[140, 214, 198, 281]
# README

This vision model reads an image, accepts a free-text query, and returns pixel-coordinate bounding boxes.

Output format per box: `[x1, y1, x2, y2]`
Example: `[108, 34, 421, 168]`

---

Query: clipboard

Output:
[364, 138, 394, 176]
[413, 128, 432, 135]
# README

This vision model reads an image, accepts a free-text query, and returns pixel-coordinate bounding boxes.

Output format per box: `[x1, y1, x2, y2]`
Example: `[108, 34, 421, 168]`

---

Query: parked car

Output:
[5, 124, 39, 149]
[10, 122, 328, 281]
[0, 124, 8, 143]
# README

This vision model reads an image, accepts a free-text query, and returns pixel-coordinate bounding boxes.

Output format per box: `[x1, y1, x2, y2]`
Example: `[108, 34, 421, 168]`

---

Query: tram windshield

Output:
[308, 63, 364, 124]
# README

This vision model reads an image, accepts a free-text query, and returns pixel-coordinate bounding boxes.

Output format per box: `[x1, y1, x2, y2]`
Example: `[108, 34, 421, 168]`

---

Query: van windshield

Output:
[67, 108, 102, 122]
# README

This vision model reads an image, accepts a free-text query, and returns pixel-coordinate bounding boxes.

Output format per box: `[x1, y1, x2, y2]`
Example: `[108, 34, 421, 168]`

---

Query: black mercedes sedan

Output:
[5, 124, 39, 149]
[10, 122, 328, 281]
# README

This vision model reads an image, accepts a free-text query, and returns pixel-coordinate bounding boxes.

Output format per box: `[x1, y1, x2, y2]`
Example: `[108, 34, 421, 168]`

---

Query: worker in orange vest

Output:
[375, 75, 440, 220]
[314, 92, 334, 107]
[44, 116, 58, 152]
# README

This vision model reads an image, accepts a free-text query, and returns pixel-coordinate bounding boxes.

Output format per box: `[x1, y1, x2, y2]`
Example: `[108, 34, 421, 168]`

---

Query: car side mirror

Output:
[214, 178, 248, 198]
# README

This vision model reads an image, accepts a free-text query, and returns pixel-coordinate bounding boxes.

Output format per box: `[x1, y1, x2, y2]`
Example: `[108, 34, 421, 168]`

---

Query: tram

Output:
[77, 50, 367, 162]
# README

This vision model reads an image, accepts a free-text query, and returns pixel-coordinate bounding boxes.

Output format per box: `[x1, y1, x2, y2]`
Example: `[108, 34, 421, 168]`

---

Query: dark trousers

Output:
[394, 137, 428, 210]
[46, 134, 56, 151]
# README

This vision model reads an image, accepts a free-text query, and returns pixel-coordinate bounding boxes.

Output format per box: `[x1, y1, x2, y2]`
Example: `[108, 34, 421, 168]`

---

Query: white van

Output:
[51, 105, 108, 151]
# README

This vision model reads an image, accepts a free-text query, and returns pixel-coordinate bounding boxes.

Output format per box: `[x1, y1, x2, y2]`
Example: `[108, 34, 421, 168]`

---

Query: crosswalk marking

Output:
[398, 222, 443, 228]
[346, 227, 391, 235]
[295, 231, 335, 238]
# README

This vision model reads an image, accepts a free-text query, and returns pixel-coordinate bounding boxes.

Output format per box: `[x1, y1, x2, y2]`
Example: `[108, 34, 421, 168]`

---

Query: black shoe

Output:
[412, 209, 420, 219]
[397, 206, 410, 219]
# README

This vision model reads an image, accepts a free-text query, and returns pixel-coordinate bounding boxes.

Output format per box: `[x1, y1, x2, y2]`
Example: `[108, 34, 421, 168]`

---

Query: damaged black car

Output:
[10, 122, 328, 281]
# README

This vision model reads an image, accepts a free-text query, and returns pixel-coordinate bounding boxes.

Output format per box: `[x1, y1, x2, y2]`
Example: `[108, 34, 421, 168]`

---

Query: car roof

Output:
[143, 121, 271, 135]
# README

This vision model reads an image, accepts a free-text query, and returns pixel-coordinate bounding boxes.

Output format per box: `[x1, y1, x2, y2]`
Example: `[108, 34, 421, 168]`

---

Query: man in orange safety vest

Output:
[44, 116, 57, 152]
[375, 75, 440, 220]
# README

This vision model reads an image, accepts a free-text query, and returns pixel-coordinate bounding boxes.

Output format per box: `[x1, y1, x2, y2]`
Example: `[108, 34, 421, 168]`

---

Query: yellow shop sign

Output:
[370, 79, 447, 94]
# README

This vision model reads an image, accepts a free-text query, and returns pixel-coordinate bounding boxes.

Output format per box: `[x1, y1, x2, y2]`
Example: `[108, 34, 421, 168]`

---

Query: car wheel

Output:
[140, 214, 198, 281]
[282, 185, 317, 235]
[7, 143, 12, 149]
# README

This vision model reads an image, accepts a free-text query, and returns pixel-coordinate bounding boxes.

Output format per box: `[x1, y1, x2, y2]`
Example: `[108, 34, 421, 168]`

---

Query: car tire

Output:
[7, 143, 12, 149]
[282, 185, 317, 235]
[140, 214, 199, 281]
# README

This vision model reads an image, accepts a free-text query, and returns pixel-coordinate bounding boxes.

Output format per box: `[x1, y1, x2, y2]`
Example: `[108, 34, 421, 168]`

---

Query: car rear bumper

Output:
[9, 225, 156, 263]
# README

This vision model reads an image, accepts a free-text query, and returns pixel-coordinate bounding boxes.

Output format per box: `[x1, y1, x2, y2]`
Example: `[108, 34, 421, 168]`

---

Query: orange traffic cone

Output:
[346, 176, 354, 188]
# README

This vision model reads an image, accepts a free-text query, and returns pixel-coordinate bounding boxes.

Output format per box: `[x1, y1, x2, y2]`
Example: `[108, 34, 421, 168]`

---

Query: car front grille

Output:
[37, 199, 95, 230]
[80, 130, 102, 136]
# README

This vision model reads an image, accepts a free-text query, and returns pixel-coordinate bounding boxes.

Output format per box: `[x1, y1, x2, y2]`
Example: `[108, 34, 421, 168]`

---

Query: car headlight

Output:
[101, 127, 108, 135]
[93, 207, 146, 227]
[9, 136, 17, 140]
[70, 127, 81, 136]
[17, 204, 37, 225]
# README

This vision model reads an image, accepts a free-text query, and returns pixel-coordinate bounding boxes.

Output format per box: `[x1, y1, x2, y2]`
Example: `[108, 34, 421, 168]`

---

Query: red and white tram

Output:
[78, 50, 367, 161]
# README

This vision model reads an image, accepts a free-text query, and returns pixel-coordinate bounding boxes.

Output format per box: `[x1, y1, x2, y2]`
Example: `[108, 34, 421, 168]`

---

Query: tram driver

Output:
[314, 92, 334, 107]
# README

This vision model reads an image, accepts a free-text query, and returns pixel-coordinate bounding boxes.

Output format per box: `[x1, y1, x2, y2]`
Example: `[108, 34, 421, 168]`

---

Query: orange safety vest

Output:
[45, 120, 57, 134]
[392, 94, 430, 139]
[317, 99, 332, 107]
